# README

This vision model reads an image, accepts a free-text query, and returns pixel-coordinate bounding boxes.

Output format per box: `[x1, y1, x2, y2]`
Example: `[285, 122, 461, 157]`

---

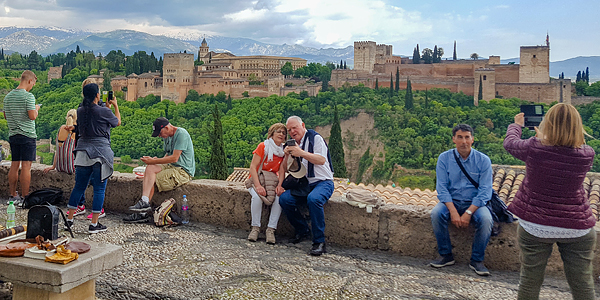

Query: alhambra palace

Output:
[78, 38, 570, 105]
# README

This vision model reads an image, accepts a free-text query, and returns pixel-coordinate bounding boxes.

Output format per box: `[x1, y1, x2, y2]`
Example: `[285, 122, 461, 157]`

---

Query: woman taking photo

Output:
[65, 83, 120, 233]
[504, 103, 596, 300]
[246, 123, 287, 244]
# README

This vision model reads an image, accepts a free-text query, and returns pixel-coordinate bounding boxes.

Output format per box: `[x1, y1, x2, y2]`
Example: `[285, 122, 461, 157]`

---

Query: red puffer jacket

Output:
[503, 123, 596, 229]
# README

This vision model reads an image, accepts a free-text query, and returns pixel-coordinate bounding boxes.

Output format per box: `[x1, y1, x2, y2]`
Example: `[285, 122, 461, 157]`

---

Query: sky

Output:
[0, 0, 598, 61]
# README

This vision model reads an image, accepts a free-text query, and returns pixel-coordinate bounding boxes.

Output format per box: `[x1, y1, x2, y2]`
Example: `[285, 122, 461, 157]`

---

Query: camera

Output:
[520, 105, 544, 129]
[285, 139, 296, 147]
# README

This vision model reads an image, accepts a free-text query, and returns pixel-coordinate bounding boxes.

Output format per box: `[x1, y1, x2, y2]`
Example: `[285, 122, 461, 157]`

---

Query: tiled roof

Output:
[226, 165, 600, 221]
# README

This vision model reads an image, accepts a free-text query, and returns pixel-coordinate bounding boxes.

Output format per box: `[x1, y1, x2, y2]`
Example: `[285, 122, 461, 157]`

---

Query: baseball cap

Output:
[152, 117, 170, 137]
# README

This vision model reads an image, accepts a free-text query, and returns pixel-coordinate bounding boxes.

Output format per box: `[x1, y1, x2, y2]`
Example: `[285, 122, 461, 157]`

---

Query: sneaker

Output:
[430, 255, 455, 268]
[87, 208, 105, 219]
[265, 227, 276, 244]
[7, 195, 24, 207]
[88, 223, 107, 234]
[64, 219, 74, 230]
[123, 212, 151, 223]
[67, 205, 86, 217]
[129, 199, 151, 212]
[469, 261, 490, 276]
[248, 226, 260, 242]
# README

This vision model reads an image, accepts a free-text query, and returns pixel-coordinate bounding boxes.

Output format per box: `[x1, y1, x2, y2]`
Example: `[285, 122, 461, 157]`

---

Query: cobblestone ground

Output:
[1, 204, 599, 300]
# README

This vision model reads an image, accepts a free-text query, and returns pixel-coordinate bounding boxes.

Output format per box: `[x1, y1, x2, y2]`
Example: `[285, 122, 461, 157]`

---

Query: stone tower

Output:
[162, 53, 195, 103]
[519, 46, 549, 83]
[474, 68, 496, 105]
[354, 41, 377, 72]
[198, 38, 209, 59]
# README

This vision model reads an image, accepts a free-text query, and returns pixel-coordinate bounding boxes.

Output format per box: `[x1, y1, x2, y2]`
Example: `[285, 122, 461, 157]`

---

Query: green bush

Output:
[121, 155, 132, 164]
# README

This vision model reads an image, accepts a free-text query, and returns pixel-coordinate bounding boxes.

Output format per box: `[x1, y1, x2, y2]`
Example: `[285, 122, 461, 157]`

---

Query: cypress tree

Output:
[453, 41, 457, 60]
[226, 94, 233, 111]
[209, 104, 228, 180]
[0, 48, 3, 61]
[586, 67, 590, 82]
[375, 78, 379, 89]
[424, 88, 429, 109]
[478, 75, 483, 101]
[329, 105, 347, 178]
[340, 59, 343, 69]
[433, 45, 438, 63]
[577, 71, 581, 82]
[395, 67, 400, 92]
[405, 77, 413, 110]
[343, 61, 347, 69]
[321, 79, 328, 92]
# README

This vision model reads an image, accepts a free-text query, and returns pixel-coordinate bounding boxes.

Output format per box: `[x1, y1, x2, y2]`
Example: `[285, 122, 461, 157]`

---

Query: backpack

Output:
[23, 188, 64, 209]
[26, 205, 74, 240]
[153, 198, 180, 227]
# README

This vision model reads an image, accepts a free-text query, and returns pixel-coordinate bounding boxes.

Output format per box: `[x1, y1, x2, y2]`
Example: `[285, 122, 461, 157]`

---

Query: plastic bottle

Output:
[6, 201, 16, 229]
[181, 195, 189, 224]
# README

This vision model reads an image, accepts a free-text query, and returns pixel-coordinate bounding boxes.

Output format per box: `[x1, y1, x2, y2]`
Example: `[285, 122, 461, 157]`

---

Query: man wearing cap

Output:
[279, 116, 334, 256]
[127, 117, 195, 215]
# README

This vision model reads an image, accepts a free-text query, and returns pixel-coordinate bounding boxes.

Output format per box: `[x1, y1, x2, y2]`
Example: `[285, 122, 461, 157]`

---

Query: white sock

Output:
[91, 222, 97, 226]
[67, 218, 74, 222]
[141, 196, 150, 203]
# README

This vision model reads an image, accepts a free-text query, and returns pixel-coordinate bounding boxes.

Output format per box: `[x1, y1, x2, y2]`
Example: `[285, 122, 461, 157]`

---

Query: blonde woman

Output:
[246, 123, 287, 244]
[503, 103, 596, 300]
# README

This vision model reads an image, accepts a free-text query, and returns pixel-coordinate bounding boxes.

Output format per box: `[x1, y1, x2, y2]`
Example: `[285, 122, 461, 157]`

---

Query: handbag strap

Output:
[257, 148, 268, 174]
[452, 149, 479, 189]
[52, 203, 74, 238]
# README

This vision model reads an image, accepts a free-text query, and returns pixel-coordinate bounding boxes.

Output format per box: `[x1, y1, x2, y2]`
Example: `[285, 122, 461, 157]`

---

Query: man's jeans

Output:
[67, 163, 107, 213]
[431, 200, 493, 262]
[279, 180, 334, 243]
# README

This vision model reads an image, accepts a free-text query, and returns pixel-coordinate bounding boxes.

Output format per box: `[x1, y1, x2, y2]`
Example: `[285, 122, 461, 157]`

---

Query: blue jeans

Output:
[68, 163, 107, 213]
[279, 180, 334, 243]
[431, 200, 493, 262]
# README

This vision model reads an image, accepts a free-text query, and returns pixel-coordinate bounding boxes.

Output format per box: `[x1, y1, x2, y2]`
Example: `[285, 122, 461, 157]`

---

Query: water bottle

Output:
[181, 195, 189, 224]
[6, 201, 16, 229]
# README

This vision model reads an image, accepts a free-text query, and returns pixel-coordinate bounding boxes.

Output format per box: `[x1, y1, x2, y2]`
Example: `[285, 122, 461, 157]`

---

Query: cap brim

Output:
[287, 156, 307, 178]
[151, 129, 161, 137]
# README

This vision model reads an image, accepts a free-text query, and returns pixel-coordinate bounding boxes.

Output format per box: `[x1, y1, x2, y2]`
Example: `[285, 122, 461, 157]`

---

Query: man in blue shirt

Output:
[430, 124, 493, 276]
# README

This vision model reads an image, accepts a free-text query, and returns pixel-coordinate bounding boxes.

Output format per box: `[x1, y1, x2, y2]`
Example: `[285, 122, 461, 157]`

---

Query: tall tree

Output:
[424, 88, 429, 109]
[478, 75, 483, 101]
[76, 45, 81, 54]
[280, 62, 294, 78]
[343, 61, 347, 69]
[102, 70, 113, 91]
[433, 45, 439, 63]
[329, 105, 347, 178]
[577, 71, 582, 82]
[453, 41, 457, 60]
[586, 67, 590, 82]
[437, 47, 444, 61]
[395, 67, 400, 92]
[422, 48, 433, 64]
[209, 104, 228, 180]
[413, 45, 421, 64]
[375, 78, 379, 89]
[321, 79, 329, 92]
[405, 77, 413, 110]
[226, 94, 233, 111]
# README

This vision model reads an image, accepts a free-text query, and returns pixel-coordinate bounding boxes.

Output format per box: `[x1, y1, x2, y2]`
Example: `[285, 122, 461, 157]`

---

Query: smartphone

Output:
[285, 139, 296, 147]
[108, 91, 114, 101]
[520, 105, 544, 129]
[102, 91, 108, 102]
[37, 104, 42, 107]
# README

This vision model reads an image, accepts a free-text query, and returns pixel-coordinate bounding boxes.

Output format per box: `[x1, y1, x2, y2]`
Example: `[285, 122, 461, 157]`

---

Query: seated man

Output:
[125, 117, 195, 220]
[279, 116, 334, 256]
[430, 124, 494, 276]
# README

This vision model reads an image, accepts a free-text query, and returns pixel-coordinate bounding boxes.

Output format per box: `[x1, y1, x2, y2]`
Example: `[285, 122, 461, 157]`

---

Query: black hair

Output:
[452, 124, 474, 136]
[80, 83, 99, 136]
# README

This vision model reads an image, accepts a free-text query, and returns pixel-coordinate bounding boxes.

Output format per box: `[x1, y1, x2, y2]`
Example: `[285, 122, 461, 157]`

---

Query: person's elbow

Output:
[27, 110, 37, 120]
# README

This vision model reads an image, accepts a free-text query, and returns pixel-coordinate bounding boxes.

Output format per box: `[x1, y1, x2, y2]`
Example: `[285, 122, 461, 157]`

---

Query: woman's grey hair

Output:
[287, 116, 303, 124]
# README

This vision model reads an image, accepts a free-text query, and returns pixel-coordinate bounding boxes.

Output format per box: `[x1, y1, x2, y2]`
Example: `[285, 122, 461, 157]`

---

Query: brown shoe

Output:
[248, 226, 260, 242]
[266, 227, 276, 244]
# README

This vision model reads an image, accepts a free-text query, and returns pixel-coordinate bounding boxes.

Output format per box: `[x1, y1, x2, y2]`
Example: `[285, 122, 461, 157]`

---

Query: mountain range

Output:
[0, 26, 597, 81]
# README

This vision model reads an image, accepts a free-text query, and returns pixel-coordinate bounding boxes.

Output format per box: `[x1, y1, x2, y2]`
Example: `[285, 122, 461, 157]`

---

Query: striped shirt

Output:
[4, 89, 37, 138]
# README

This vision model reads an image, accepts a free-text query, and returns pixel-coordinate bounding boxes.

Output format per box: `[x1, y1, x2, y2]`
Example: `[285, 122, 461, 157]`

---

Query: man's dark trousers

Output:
[279, 180, 334, 243]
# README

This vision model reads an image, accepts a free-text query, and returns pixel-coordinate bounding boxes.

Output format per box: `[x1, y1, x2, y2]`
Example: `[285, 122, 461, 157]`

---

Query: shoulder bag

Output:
[245, 150, 278, 205]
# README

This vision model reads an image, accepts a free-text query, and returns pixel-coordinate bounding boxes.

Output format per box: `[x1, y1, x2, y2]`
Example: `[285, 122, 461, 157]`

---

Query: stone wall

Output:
[2, 163, 600, 276]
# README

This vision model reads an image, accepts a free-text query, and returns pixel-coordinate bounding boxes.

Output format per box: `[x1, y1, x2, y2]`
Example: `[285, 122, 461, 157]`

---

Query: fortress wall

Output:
[490, 65, 520, 83]
[496, 82, 569, 104]
[6, 164, 600, 275]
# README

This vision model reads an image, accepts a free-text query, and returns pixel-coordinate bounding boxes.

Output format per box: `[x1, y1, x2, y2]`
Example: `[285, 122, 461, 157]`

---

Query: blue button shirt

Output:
[436, 148, 492, 207]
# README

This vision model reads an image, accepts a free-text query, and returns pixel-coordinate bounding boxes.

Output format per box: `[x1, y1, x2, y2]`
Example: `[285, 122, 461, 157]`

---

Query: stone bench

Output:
[0, 240, 122, 300]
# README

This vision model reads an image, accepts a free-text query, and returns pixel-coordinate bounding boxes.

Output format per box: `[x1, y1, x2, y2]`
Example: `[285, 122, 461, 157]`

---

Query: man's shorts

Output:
[9, 134, 36, 162]
[155, 164, 193, 192]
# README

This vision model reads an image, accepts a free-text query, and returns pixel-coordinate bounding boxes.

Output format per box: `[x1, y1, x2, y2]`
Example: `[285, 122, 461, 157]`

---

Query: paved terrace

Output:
[0, 206, 597, 300]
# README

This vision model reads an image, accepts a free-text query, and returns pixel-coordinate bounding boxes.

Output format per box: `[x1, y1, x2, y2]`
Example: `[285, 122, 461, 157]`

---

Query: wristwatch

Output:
[465, 210, 473, 215]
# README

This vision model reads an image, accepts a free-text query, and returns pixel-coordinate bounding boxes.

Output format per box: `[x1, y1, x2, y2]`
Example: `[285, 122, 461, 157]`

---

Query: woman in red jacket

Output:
[504, 103, 596, 300]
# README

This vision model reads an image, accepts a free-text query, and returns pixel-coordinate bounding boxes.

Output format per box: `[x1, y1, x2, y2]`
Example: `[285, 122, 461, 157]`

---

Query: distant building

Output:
[47, 65, 63, 83]
[331, 40, 570, 105]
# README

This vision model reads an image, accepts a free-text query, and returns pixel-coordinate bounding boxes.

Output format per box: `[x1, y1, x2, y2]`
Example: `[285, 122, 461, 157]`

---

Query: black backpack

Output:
[26, 204, 74, 240]
[22, 188, 64, 209]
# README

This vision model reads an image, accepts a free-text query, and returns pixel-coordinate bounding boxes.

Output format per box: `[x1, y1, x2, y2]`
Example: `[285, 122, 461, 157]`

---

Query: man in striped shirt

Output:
[3, 70, 40, 205]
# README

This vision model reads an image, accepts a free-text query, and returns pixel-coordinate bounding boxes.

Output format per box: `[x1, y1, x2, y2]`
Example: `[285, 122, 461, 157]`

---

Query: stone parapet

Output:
[2, 163, 599, 276]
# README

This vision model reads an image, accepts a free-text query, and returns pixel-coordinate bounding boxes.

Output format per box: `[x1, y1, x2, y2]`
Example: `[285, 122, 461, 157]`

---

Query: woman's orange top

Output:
[251, 142, 284, 174]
